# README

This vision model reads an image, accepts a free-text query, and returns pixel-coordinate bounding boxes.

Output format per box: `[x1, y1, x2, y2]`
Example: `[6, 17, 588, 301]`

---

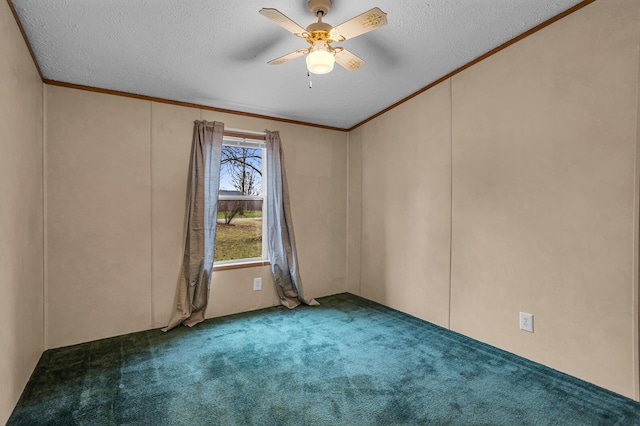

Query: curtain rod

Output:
[224, 127, 266, 140]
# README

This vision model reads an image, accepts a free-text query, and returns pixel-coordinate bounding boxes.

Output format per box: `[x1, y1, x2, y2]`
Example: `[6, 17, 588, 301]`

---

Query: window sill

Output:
[213, 260, 270, 272]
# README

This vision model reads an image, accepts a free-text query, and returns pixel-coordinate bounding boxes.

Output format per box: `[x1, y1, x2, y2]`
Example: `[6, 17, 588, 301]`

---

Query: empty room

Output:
[2, 0, 640, 424]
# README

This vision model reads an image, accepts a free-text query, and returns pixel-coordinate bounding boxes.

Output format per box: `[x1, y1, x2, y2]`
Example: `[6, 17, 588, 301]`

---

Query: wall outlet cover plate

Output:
[520, 312, 534, 333]
[253, 277, 262, 291]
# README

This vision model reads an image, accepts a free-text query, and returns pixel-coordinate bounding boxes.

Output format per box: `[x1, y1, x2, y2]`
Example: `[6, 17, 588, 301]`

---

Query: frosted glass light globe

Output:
[306, 41, 335, 74]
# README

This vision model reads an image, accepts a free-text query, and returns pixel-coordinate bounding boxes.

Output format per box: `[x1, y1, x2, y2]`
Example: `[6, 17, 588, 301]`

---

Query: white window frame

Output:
[214, 135, 268, 267]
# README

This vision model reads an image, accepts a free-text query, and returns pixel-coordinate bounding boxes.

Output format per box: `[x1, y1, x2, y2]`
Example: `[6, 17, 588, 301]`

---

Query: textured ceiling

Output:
[11, 0, 584, 129]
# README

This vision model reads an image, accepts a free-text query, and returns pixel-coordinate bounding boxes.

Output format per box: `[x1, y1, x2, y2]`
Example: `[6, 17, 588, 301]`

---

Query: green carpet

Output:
[8, 293, 640, 425]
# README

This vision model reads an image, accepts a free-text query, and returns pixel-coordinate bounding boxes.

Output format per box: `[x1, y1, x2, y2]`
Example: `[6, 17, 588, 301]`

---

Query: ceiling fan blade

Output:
[267, 50, 307, 65]
[259, 8, 307, 37]
[333, 7, 387, 41]
[334, 49, 365, 71]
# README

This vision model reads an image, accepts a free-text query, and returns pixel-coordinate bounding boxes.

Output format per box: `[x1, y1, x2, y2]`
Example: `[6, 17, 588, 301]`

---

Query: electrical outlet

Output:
[519, 312, 534, 333]
[253, 277, 262, 291]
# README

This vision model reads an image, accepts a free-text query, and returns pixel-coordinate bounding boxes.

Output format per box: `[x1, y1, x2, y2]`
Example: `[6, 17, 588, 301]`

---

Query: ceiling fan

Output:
[259, 0, 387, 75]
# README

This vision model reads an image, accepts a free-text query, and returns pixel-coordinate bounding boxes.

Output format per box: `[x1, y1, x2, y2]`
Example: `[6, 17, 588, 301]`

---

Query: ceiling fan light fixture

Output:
[306, 41, 334, 74]
[260, 4, 387, 74]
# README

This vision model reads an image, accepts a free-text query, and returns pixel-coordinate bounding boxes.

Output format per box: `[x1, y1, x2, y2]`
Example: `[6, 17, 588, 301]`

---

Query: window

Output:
[214, 136, 268, 266]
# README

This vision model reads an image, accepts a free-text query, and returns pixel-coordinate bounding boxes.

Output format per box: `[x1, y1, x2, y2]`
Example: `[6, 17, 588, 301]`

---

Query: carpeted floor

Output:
[8, 293, 640, 425]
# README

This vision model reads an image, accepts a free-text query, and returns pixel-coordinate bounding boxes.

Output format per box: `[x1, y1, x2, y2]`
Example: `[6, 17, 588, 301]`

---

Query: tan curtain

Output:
[163, 121, 224, 331]
[265, 130, 319, 308]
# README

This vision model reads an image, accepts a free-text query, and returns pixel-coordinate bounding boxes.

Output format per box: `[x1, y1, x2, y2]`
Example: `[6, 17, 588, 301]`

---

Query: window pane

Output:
[219, 146, 262, 196]
[215, 199, 263, 262]
[216, 143, 264, 263]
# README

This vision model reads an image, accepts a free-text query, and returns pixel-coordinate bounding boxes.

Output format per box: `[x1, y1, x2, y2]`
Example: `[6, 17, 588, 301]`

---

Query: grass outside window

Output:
[214, 211, 262, 262]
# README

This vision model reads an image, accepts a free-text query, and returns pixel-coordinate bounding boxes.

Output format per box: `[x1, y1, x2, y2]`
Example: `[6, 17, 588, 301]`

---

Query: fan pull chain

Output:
[308, 71, 313, 89]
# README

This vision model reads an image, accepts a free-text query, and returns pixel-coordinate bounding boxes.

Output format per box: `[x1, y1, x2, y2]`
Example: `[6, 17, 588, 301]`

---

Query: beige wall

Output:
[347, 129, 362, 295]
[358, 80, 453, 328]
[636, 21, 640, 394]
[45, 86, 153, 347]
[45, 88, 348, 348]
[354, 0, 640, 399]
[451, 0, 639, 399]
[0, 1, 44, 424]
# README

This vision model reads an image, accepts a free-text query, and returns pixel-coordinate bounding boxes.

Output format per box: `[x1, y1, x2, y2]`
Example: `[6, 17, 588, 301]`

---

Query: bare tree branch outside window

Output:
[220, 147, 262, 194]
[219, 147, 263, 224]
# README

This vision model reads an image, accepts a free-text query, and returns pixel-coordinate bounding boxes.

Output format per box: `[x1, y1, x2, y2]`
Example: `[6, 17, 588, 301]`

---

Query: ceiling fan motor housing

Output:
[306, 21, 332, 34]
[309, 0, 332, 17]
